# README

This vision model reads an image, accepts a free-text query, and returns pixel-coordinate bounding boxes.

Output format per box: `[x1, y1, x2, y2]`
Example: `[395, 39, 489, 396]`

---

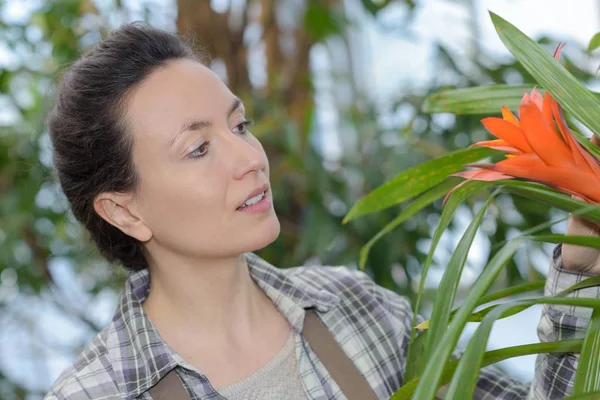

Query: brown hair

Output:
[47, 22, 205, 271]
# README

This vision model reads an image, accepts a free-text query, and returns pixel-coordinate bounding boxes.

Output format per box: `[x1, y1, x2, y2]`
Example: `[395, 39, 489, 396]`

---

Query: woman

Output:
[44, 23, 600, 400]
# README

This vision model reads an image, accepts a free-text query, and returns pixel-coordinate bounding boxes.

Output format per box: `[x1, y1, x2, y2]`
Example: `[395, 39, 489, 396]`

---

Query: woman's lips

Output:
[237, 192, 271, 213]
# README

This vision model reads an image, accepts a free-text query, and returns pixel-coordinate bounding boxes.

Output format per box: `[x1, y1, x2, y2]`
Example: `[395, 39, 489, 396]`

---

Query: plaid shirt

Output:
[45, 247, 590, 399]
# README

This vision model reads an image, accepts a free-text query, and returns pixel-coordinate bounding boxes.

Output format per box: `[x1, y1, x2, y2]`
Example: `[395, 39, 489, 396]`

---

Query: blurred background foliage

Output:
[0, 0, 598, 398]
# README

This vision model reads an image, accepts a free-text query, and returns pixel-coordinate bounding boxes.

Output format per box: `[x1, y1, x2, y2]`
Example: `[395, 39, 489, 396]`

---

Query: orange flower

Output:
[448, 44, 600, 204]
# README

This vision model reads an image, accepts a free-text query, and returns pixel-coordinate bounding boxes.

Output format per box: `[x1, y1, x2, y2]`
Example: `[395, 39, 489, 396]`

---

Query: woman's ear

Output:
[93, 192, 153, 242]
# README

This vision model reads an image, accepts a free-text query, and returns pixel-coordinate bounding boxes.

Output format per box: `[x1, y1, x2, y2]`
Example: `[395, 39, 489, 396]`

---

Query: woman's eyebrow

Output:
[227, 97, 243, 118]
[169, 98, 244, 148]
[169, 119, 211, 147]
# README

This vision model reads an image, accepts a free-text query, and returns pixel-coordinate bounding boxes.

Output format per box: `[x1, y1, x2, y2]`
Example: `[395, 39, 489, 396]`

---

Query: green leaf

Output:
[404, 330, 427, 382]
[574, 307, 600, 394]
[564, 391, 600, 399]
[392, 339, 582, 399]
[424, 195, 494, 359]
[446, 296, 600, 398]
[463, 303, 530, 325]
[420, 260, 600, 331]
[554, 274, 600, 294]
[587, 32, 600, 53]
[422, 84, 539, 115]
[461, 285, 600, 327]
[529, 234, 600, 248]
[405, 179, 491, 379]
[490, 12, 600, 138]
[500, 180, 600, 225]
[445, 301, 514, 398]
[358, 179, 457, 269]
[416, 280, 545, 330]
[414, 235, 600, 397]
[475, 280, 545, 307]
[423, 85, 600, 116]
[343, 147, 499, 223]
[411, 237, 525, 399]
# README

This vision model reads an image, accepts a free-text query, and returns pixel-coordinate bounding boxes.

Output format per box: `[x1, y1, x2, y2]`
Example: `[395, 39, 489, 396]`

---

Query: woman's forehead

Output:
[125, 59, 236, 136]
[129, 59, 232, 114]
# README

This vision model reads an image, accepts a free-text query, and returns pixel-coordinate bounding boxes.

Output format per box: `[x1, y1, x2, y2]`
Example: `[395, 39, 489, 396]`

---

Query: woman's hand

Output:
[561, 136, 600, 275]
[562, 212, 600, 274]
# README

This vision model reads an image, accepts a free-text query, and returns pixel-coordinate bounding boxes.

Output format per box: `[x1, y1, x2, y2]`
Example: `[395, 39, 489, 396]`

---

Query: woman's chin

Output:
[247, 217, 281, 252]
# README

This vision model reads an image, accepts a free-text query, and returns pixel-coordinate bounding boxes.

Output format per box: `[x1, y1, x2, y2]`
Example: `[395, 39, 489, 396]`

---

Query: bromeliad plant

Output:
[343, 12, 600, 399]
[448, 44, 600, 204]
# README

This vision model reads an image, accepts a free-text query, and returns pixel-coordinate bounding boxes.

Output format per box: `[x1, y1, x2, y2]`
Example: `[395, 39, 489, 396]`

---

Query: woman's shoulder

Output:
[247, 251, 411, 311]
[45, 325, 121, 399]
[285, 263, 375, 288]
[283, 263, 412, 315]
[280, 263, 415, 346]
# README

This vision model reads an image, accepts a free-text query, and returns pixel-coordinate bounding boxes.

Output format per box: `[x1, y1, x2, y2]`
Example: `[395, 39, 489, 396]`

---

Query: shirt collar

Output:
[107, 253, 339, 397]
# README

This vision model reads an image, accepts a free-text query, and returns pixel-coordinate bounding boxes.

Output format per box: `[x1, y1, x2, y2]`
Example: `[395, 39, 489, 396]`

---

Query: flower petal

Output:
[481, 117, 533, 153]
[541, 92, 554, 130]
[451, 169, 513, 181]
[444, 170, 513, 204]
[553, 42, 566, 60]
[471, 139, 522, 154]
[550, 97, 600, 180]
[529, 88, 544, 110]
[482, 160, 600, 203]
[518, 100, 574, 167]
[502, 106, 520, 127]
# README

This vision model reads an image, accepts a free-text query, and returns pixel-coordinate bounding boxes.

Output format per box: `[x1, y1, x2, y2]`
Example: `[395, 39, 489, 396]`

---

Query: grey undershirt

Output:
[216, 332, 306, 399]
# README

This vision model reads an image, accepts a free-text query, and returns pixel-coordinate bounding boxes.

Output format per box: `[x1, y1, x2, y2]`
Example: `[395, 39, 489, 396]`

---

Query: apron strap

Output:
[148, 367, 191, 400]
[303, 309, 379, 400]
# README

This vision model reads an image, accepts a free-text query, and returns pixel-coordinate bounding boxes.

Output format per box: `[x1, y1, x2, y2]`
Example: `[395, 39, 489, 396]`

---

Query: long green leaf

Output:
[554, 275, 600, 295]
[422, 85, 600, 117]
[456, 294, 600, 331]
[574, 307, 600, 394]
[445, 301, 515, 398]
[424, 196, 495, 358]
[411, 238, 524, 400]
[342, 147, 499, 223]
[500, 180, 600, 225]
[419, 260, 600, 331]
[460, 261, 600, 322]
[476, 280, 545, 305]
[422, 84, 540, 115]
[405, 179, 492, 379]
[491, 12, 600, 138]
[529, 234, 600, 248]
[358, 179, 457, 269]
[404, 330, 427, 382]
[489, 197, 600, 255]
[446, 296, 600, 398]
[413, 242, 600, 398]
[392, 339, 582, 399]
[564, 391, 600, 400]
[416, 280, 545, 330]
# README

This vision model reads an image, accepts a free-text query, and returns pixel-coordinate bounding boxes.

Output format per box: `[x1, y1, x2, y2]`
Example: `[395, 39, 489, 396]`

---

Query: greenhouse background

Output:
[1, 0, 599, 397]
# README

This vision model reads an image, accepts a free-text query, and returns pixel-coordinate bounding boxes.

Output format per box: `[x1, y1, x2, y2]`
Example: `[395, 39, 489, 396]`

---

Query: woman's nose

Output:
[223, 133, 266, 180]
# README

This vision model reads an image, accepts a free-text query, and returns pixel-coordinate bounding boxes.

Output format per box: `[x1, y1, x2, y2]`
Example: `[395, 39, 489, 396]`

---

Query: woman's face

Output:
[123, 58, 280, 262]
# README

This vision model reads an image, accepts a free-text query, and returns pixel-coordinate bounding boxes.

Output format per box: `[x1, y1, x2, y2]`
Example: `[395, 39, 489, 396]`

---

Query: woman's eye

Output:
[189, 141, 209, 158]
[233, 119, 253, 135]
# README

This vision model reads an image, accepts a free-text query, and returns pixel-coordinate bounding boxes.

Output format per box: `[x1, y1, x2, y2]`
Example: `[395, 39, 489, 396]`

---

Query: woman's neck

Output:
[142, 251, 293, 386]
[142, 252, 272, 348]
